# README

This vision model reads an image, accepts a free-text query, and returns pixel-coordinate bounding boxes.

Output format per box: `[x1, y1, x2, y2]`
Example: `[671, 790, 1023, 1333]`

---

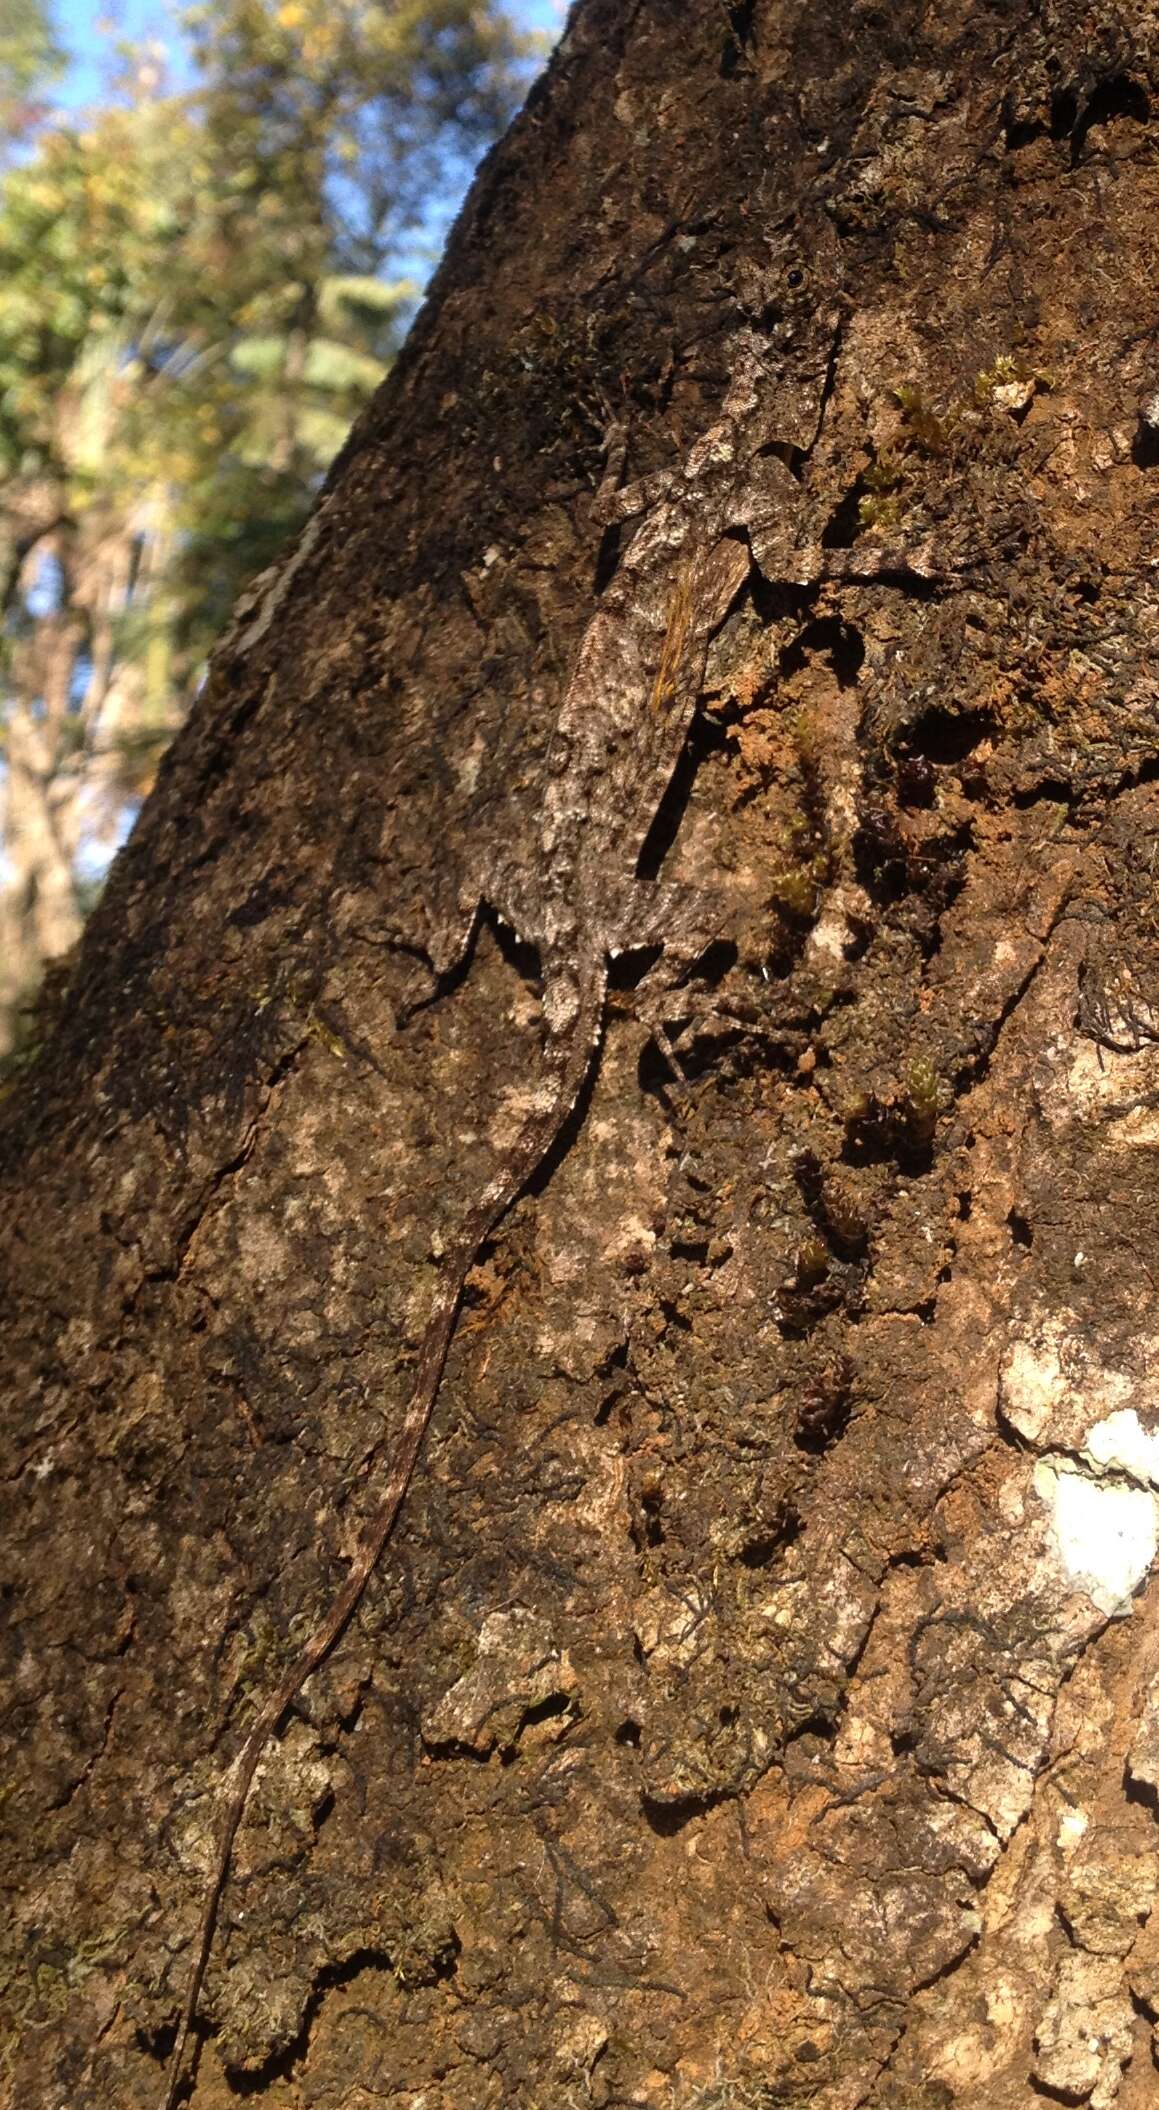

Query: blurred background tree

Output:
[0, 0, 63, 159]
[0, 0, 542, 1056]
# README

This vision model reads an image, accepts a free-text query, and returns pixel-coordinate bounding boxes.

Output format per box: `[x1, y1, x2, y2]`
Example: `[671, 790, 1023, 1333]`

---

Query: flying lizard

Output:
[160, 332, 937, 2107]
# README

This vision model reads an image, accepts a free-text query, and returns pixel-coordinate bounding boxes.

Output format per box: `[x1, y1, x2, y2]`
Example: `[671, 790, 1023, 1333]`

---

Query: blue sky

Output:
[53, 0, 178, 105]
[52, 0, 564, 111]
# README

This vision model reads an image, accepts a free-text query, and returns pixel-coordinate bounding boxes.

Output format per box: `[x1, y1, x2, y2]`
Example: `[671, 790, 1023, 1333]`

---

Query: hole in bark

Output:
[642, 1492, 664, 1545]
[657, 1297, 692, 1333]
[842, 917, 874, 960]
[1072, 75, 1150, 156]
[1048, 85, 1079, 137]
[852, 812, 908, 905]
[839, 1106, 934, 1177]
[1008, 1208, 1034, 1249]
[1012, 777, 1073, 811]
[1003, 114, 1045, 150]
[1133, 416, 1159, 470]
[785, 1712, 837, 1747]
[424, 1735, 493, 1764]
[641, 1786, 733, 1835]
[629, 1487, 665, 1553]
[792, 1146, 825, 1211]
[957, 1190, 973, 1221]
[615, 1718, 642, 1746]
[137, 2020, 178, 2065]
[1123, 1762, 1159, 1815]
[691, 938, 740, 988]
[780, 616, 865, 688]
[738, 1511, 801, 1563]
[794, 1377, 853, 1454]
[896, 751, 937, 808]
[904, 704, 994, 765]
[1128, 1984, 1159, 2032]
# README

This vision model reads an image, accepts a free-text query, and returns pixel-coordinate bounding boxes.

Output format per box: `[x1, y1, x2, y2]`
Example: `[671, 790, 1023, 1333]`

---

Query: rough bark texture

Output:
[6, 2, 1159, 2105]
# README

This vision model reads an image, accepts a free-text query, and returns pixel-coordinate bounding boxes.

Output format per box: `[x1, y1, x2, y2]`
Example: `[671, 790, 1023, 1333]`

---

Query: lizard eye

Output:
[786, 267, 805, 288]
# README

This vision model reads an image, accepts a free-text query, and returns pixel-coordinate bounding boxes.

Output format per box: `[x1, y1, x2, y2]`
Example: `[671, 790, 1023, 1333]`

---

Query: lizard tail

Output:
[159, 963, 607, 2109]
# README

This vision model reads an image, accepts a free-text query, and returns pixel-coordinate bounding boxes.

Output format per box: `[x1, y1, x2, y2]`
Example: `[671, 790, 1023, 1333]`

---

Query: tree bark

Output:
[5, 3, 1159, 2105]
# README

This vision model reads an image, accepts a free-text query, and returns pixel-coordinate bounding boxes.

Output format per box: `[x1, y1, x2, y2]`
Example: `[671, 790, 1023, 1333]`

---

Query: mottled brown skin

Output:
[6, 3, 1159, 2108]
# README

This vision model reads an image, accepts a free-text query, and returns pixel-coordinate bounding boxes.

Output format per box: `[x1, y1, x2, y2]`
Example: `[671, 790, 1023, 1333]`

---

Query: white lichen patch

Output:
[1002, 1319, 1159, 1615]
[229, 506, 325, 656]
[1033, 1457, 1157, 1616]
[1084, 1407, 1159, 1485]
[927, 1987, 1023, 2094]
[1060, 1840, 1158, 1960]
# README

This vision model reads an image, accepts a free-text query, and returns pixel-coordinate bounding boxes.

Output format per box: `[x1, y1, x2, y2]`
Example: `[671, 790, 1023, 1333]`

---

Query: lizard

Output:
[159, 329, 928, 2108]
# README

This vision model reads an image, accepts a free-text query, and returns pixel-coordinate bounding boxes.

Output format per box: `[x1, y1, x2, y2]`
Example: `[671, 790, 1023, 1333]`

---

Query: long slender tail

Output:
[160, 964, 606, 2109]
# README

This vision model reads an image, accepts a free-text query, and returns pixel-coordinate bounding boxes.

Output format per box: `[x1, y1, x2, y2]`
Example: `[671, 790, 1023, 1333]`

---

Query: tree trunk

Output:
[5, 4, 1159, 2106]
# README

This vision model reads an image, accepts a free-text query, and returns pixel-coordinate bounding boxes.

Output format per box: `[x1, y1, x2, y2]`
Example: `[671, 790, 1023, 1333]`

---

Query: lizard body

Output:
[160, 358, 761, 2109]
